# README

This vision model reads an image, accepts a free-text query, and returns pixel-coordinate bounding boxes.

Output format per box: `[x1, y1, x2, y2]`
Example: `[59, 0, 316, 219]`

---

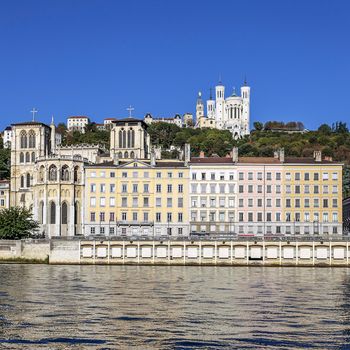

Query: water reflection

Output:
[0, 265, 349, 349]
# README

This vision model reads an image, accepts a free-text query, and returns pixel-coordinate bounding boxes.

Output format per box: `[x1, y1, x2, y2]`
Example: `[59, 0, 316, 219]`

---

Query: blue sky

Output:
[0, 0, 349, 130]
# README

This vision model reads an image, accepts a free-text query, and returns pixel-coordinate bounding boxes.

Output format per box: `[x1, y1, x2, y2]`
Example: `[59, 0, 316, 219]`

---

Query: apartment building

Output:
[84, 159, 189, 237]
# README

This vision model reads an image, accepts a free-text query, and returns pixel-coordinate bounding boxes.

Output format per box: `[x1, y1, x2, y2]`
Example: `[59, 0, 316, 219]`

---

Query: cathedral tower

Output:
[241, 79, 250, 135]
[196, 92, 204, 121]
[206, 88, 215, 119]
[215, 81, 225, 125]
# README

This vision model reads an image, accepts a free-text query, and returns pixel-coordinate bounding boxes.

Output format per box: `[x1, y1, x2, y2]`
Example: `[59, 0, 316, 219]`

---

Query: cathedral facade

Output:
[196, 80, 250, 138]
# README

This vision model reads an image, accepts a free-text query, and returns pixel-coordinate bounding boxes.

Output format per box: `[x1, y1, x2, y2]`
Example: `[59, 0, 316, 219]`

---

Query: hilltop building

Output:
[67, 116, 90, 133]
[196, 80, 250, 138]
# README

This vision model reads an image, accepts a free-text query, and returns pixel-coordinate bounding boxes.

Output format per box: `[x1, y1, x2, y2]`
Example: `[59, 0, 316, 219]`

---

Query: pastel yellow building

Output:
[84, 158, 189, 237]
[0, 180, 10, 209]
[282, 151, 342, 235]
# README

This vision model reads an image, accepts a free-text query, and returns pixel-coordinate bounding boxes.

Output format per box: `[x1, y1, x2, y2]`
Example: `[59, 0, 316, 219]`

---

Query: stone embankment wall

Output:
[1, 239, 350, 266]
[0, 240, 50, 262]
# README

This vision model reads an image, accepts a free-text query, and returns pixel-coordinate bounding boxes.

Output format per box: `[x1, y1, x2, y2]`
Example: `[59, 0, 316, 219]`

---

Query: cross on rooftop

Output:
[30, 108, 38, 121]
[126, 105, 134, 118]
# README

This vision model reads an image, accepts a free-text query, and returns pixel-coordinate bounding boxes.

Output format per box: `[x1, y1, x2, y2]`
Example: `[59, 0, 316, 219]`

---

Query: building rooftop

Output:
[11, 121, 50, 128]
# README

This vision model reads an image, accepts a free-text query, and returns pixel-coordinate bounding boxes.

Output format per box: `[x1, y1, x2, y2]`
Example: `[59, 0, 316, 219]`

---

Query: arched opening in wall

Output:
[119, 130, 123, 148]
[124, 151, 128, 158]
[39, 165, 45, 182]
[48, 165, 57, 181]
[118, 151, 123, 159]
[28, 130, 36, 148]
[20, 152, 24, 163]
[20, 175, 24, 188]
[127, 129, 131, 148]
[61, 165, 70, 181]
[39, 201, 44, 224]
[50, 201, 56, 224]
[130, 151, 135, 159]
[25, 152, 30, 163]
[74, 166, 79, 183]
[74, 201, 80, 225]
[31, 152, 35, 163]
[20, 130, 27, 149]
[131, 129, 135, 147]
[122, 129, 126, 148]
[26, 173, 31, 187]
[61, 202, 68, 225]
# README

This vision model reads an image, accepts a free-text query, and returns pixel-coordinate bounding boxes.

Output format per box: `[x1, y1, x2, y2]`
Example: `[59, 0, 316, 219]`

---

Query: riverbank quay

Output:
[2, 236, 350, 266]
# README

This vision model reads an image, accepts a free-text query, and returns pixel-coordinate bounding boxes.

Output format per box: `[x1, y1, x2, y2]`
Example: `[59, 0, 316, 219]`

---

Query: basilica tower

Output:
[196, 92, 204, 121]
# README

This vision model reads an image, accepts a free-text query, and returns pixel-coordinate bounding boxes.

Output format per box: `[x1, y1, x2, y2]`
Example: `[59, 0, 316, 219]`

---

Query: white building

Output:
[144, 113, 183, 128]
[67, 116, 90, 133]
[196, 80, 250, 138]
[3, 126, 12, 149]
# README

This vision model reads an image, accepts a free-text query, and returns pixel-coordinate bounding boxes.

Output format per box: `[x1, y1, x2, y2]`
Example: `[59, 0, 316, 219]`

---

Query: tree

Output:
[253, 122, 263, 131]
[0, 206, 39, 240]
[318, 124, 332, 134]
[0, 148, 10, 179]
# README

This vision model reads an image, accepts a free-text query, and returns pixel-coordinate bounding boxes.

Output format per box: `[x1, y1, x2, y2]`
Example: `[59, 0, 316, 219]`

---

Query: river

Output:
[0, 265, 350, 349]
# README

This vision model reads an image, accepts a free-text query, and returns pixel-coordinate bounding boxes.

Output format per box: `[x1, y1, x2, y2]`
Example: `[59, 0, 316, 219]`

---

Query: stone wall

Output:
[0, 239, 50, 261]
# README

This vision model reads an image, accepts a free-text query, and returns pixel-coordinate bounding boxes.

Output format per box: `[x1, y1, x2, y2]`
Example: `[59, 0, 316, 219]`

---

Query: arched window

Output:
[127, 129, 131, 148]
[118, 151, 123, 159]
[26, 173, 31, 187]
[39, 201, 44, 224]
[61, 202, 68, 225]
[124, 151, 128, 158]
[49, 165, 57, 181]
[19, 152, 24, 163]
[119, 130, 123, 148]
[25, 152, 30, 163]
[50, 202, 56, 224]
[20, 175, 24, 188]
[28, 130, 36, 148]
[130, 151, 135, 159]
[61, 165, 70, 181]
[131, 129, 135, 147]
[122, 130, 126, 148]
[74, 166, 79, 183]
[20, 130, 27, 148]
[74, 201, 80, 225]
[31, 152, 35, 163]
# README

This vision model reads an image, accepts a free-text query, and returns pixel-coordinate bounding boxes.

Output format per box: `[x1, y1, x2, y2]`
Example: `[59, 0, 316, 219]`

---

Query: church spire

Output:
[51, 115, 55, 125]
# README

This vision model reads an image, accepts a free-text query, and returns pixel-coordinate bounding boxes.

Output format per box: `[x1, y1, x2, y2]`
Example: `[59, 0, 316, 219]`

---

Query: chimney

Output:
[150, 149, 156, 166]
[278, 148, 285, 163]
[232, 147, 238, 163]
[313, 150, 322, 162]
[113, 153, 119, 165]
[199, 151, 205, 158]
[184, 143, 191, 166]
[324, 156, 333, 162]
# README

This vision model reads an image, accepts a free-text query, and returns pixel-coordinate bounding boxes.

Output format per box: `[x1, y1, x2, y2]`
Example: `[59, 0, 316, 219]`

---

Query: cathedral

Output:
[195, 79, 250, 138]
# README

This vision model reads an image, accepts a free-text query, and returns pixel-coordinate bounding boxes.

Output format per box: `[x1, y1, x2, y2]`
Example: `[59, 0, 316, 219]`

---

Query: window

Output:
[267, 185, 272, 193]
[257, 213, 263, 222]
[332, 172, 338, 180]
[266, 199, 272, 207]
[305, 212, 310, 222]
[144, 212, 149, 222]
[144, 184, 149, 193]
[110, 184, 115, 193]
[286, 173, 291, 181]
[178, 172, 183, 178]
[168, 172, 173, 178]
[178, 198, 183, 208]
[167, 213, 172, 222]
[143, 197, 149, 207]
[156, 198, 161, 207]
[258, 185, 262, 193]
[332, 198, 337, 208]
[90, 212, 96, 222]
[156, 213, 161, 222]
[286, 185, 291, 194]
[156, 184, 161, 193]
[239, 172, 244, 180]
[100, 197, 106, 207]
[100, 212, 105, 222]
[295, 199, 300, 208]
[323, 213, 329, 222]
[266, 213, 271, 222]
[144, 172, 149, 178]
[229, 198, 235, 207]
[178, 184, 183, 193]
[257, 172, 263, 180]
[239, 199, 244, 207]
[132, 212, 138, 221]
[201, 172, 206, 180]
[276, 172, 281, 180]
[90, 197, 96, 206]
[322, 172, 329, 180]
[248, 172, 253, 180]
[192, 173, 196, 180]
[219, 197, 225, 207]
[121, 212, 127, 221]
[110, 212, 115, 221]
[276, 213, 281, 222]
[132, 197, 138, 207]
[323, 199, 328, 208]
[122, 184, 127, 193]
[100, 184, 106, 193]
[332, 185, 338, 194]
[239, 212, 244, 222]
[90, 227, 95, 235]
[295, 185, 300, 194]
[314, 173, 319, 181]
[304, 173, 310, 181]
[156, 172, 161, 178]
[304, 185, 310, 194]
[90, 184, 96, 193]
[178, 213, 183, 222]
[286, 199, 291, 208]
[110, 197, 115, 207]
[248, 185, 253, 193]
[332, 213, 338, 222]
[133, 184, 138, 193]
[122, 172, 127, 178]
[110, 172, 115, 178]
[276, 185, 281, 194]
[109, 227, 115, 235]
[132, 171, 138, 178]
[304, 199, 310, 208]
[167, 184, 172, 193]
[314, 185, 319, 194]
[248, 213, 253, 222]
[295, 173, 300, 181]
[121, 197, 127, 207]
[167, 198, 173, 207]
[257, 198, 262, 207]
[266, 172, 272, 180]
[314, 198, 319, 208]
[276, 199, 281, 207]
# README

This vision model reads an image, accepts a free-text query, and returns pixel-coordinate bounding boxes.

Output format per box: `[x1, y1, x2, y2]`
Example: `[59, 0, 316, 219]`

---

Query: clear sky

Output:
[0, 0, 349, 130]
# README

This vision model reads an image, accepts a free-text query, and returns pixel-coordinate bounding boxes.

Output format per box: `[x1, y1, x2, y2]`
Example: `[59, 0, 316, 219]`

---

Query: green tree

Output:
[0, 148, 10, 179]
[318, 124, 332, 134]
[253, 121, 263, 131]
[0, 206, 39, 240]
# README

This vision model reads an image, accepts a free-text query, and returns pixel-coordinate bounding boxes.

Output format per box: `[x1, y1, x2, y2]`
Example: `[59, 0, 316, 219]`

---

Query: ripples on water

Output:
[0, 265, 350, 349]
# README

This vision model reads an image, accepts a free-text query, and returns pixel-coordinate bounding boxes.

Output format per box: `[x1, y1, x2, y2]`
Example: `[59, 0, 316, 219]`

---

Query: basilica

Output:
[195, 79, 250, 138]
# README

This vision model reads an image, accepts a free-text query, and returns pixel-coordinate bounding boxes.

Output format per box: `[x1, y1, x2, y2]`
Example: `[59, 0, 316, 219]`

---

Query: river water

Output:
[0, 265, 350, 349]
